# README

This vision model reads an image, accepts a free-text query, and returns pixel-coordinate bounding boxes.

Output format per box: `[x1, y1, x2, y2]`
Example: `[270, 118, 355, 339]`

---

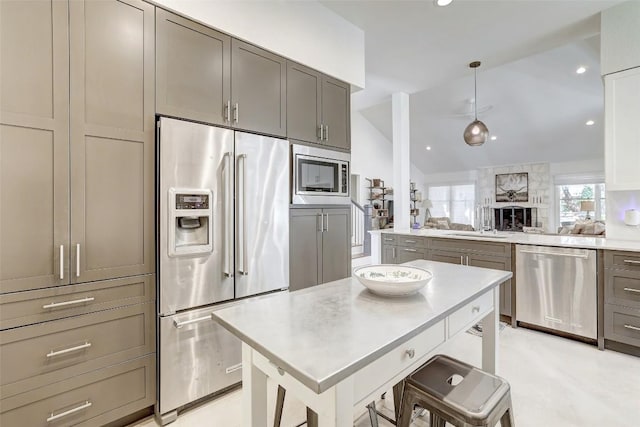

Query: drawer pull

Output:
[472, 306, 480, 313]
[624, 324, 640, 332]
[47, 400, 92, 422]
[406, 348, 415, 359]
[47, 342, 92, 358]
[173, 315, 211, 328]
[623, 259, 640, 265]
[404, 248, 417, 253]
[623, 287, 640, 294]
[384, 238, 394, 242]
[405, 240, 417, 243]
[43, 297, 95, 309]
[225, 363, 243, 374]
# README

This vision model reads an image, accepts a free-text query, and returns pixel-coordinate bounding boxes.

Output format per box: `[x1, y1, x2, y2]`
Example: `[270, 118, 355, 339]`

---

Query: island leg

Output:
[242, 343, 268, 427]
[481, 287, 500, 374]
[315, 377, 354, 427]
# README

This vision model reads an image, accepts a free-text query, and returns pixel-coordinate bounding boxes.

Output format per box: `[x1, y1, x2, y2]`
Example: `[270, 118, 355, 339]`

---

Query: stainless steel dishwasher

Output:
[516, 244, 597, 339]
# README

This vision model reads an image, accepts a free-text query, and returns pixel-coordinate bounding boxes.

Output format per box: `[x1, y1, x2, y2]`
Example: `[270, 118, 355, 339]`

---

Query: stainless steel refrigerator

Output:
[156, 117, 289, 424]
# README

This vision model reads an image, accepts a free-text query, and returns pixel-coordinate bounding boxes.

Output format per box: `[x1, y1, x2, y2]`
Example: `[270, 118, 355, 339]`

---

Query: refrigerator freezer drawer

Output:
[158, 305, 242, 415]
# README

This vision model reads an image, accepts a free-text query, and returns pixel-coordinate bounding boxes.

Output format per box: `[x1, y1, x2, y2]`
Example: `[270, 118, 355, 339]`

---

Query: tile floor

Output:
[132, 326, 640, 427]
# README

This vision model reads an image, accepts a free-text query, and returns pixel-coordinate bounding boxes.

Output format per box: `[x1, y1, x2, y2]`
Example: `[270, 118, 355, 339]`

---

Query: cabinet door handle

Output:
[624, 287, 640, 294]
[233, 102, 239, 123]
[47, 342, 92, 358]
[460, 255, 464, 265]
[392, 247, 396, 259]
[43, 297, 95, 309]
[46, 401, 92, 422]
[318, 125, 324, 140]
[317, 213, 323, 232]
[224, 100, 231, 122]
[324, 124, 329, 141]
[76, 243, 81, 277]
[466, 255, 470, 265]
[623, 259, 640, 265]
[324, 213, 329, 232]
[624, 324, 640, 332]
[59, 245, 64, 280]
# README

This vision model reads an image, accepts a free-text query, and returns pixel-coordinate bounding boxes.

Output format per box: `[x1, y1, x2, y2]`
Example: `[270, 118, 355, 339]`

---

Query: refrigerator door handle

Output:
[238, 154, 248, 275]
[223, 152, 234, 278]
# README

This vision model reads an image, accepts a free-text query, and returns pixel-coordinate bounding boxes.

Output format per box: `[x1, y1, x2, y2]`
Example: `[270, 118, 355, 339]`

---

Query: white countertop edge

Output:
[369, 228, 640, 252]
[211, 266, 512, 394]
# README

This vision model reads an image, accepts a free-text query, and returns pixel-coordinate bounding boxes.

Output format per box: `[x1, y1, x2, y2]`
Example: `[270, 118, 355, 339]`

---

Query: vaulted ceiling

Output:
[321, 0, 622, 174]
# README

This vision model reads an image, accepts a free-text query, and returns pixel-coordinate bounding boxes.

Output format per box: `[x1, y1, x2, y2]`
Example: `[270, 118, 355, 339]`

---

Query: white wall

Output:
[601, 1, 640, 75]
[152, 0, 365, 88]
[350, 111, 427, 226]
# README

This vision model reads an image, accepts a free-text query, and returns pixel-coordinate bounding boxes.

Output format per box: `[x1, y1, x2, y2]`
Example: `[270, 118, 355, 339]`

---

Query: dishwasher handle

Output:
[519, 249, 590, 259]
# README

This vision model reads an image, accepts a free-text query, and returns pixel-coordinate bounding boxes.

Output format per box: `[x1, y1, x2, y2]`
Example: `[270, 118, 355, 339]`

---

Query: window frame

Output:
[427, 182, 476, 227]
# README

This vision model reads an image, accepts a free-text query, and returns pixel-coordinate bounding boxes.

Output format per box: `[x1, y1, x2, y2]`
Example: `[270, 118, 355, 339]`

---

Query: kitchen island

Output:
[212, 260, 512, 426]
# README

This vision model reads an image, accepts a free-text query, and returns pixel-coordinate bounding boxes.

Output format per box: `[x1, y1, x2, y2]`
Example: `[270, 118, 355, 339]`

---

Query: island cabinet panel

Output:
[286, 61, 351, 151]
[467, 254, 512, 318]
[231, 39, 287, 137]
[290, 208, 351, 291]
[429, 249, 465, 266]
[0, 0, 70, 293]
[604, 250, 640, 353]
[429, 238, 511, 256]
[69, 0, 155, 284]
[396, 247, 427, 264]
[156, 8, 231, 126]
[382, 243, 397, 264]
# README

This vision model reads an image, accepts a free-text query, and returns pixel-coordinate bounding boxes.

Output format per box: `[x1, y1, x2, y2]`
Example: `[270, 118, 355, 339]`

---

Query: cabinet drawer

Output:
[430, 238, 511, 257]
[1, 354, 155, 426]
[605, 304, 640, 347]
[605, 269, 640, 308]
[448, 290, 494, 337]
[396, 236, 426, 249]
[353, 320, 445, 404]
[1, 302, 154, 398]
[605, 251, 640, 271]
[0, 274, 155, 330]
[381, 234, 397, 245]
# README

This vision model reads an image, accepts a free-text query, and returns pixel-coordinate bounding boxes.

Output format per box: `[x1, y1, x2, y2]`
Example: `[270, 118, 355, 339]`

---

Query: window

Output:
[556, 183, 606, 225]
[428, 184, 475, 226]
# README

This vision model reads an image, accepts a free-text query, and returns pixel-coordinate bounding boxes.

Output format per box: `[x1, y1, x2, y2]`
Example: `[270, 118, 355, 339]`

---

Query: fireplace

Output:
[494, 206, 538, 231]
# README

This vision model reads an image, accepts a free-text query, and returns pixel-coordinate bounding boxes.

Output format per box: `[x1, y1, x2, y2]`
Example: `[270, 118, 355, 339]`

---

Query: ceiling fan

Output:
[443, 98, 493, 119]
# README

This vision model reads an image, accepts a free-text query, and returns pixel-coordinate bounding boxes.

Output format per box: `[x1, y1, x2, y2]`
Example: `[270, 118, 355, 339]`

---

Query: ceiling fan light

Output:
[464, 120, 489, 146]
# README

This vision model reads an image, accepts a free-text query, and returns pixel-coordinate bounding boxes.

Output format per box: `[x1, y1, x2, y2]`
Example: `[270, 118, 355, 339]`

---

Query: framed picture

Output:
[495, 172, 528, 202]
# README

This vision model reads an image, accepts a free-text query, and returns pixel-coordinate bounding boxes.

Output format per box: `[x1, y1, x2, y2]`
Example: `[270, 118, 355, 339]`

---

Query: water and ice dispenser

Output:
[168, 188, 213, 256]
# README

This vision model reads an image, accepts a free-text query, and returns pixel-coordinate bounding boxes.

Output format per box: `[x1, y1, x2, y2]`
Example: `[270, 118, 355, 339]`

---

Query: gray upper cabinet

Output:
[0, 0, 70, 293]
[287, 61, 351, 151]
[156, 8, 231, 126]
[287, 62, 322, 144]
[69, 0, 155, 283]
[231, 39, 287, 137]
[290, 208, 351, 291]
[321, 77, 350, 151]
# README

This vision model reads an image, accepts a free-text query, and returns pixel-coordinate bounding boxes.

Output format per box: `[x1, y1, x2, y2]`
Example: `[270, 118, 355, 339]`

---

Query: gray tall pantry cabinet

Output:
[0, 0, 156, 425]
[290, 208, 352, 291]
[287, 62, 351, 151]
[156, 9, 287, 137]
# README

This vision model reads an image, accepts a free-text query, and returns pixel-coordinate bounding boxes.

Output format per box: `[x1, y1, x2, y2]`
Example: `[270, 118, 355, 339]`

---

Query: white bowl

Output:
[353, 265, 433, 297]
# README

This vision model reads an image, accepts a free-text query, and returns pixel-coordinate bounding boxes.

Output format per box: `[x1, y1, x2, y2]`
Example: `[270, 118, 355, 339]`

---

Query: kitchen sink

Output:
[446, 232, 509, 239]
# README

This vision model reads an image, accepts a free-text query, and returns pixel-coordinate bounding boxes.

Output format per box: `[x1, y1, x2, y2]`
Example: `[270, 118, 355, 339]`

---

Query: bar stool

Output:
[397, 355, 515, 427]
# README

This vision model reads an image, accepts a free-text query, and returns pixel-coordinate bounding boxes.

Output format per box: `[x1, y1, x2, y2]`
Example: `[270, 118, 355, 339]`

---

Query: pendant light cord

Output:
[474, 67, 478, 121]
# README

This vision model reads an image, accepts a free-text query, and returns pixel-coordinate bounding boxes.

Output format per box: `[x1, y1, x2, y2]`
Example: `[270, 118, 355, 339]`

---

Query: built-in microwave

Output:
[292, 144, 350, 205]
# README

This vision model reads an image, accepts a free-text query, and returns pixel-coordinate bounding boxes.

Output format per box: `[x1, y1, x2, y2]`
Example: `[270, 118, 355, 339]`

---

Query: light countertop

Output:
[212, 260, 511, 394]
[370, 228, 640, 252]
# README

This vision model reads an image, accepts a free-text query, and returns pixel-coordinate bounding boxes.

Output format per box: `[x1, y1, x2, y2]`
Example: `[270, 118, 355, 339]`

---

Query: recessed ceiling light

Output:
[435, 0, 453, 6]
[426, 146, 432, 151]
[490, 136, 497, 141]
[576, 66, 587, 74]
[586, 120, 595, 126]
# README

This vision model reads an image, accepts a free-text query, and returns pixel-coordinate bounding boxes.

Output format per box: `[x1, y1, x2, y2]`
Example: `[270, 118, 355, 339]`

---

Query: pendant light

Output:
[463, 61, 489, 146]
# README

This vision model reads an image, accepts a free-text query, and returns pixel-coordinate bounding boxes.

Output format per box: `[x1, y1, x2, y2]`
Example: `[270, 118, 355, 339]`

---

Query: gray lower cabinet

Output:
[604, 250, 640, 352]
[427, 238, 513, 317]
[156, 8, 231, 126]
[382, 236, 427, 264]
[287, 61, 351, 151]
[290, 208, 351, 291]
